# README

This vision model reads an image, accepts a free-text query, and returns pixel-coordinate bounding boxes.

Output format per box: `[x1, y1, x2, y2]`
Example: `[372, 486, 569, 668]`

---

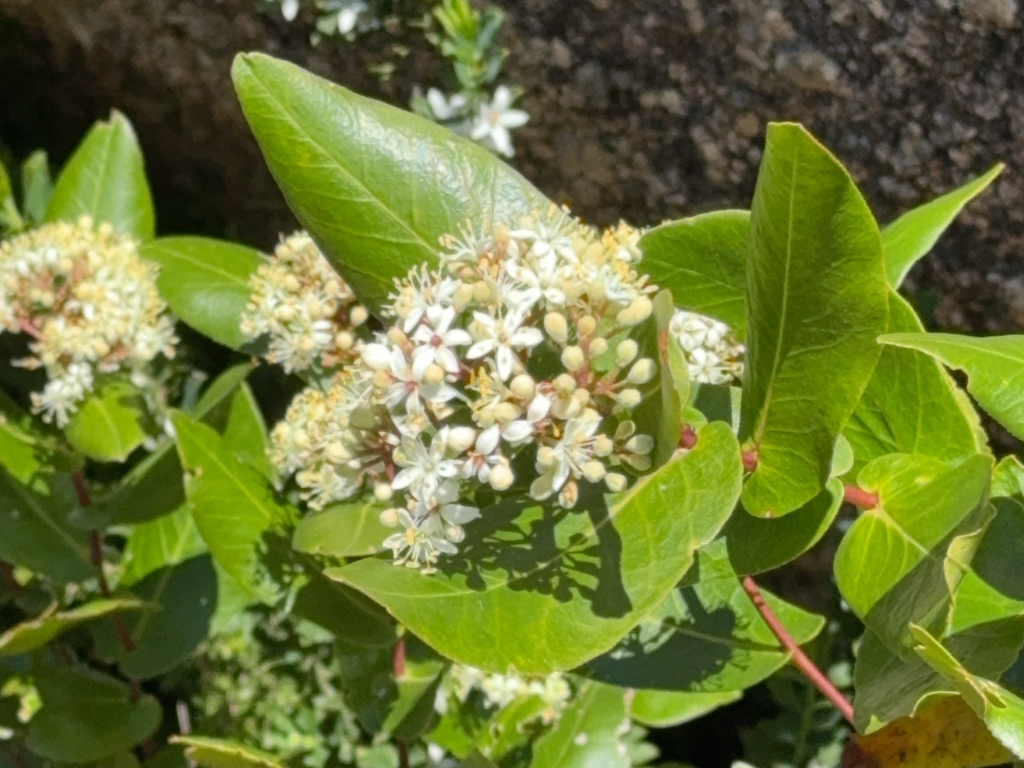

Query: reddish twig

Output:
[843, 484, 879, 510]
[71, 470, 91, 507]
[393, 636, 406, 678]
[0, 560, 22, 596]
[741, 575, 855, 726]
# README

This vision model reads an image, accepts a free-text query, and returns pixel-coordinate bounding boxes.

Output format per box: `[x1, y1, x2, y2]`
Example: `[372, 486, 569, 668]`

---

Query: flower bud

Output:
[625, 434, 655, 455]
[616, 339, 639, 367]
[616, 307, 636, 326]
[350, 305, 369, 327]
[380, 507, 400, 527]
[448, 426, 477, 453]
[374, 483, 394, 502]
[424, 363, 446, 384]
[594, 434, 614, 457]
[510, 373, 536, 401]
[489, 463, 514, 491]
[577, 315, 597, 337]
[558, 480, 579, 509]
[605, 473, 627, 492]
[588, 337, 609, 358]
[445, 523, 466, 543]
[283, 274, 301, 292]
[582, 460, 607, 483]
[537, 446, 556, 467]
[631, 295, 653, 323]
[325, 441, 352, 463]
[495, 402, 519, 423]
[335, 330, 354, 351]
[554, 373, 576, 397]
[617, 388, 642, 409]
[473, 281, 492, 303]
[615, 420, 636, 441]
[453, 282, 475, 311]
[544, 312, 568, 344]
[387, 327, 409, 346]
[561, 345, 585, 372]
[627, 358, 656, 385]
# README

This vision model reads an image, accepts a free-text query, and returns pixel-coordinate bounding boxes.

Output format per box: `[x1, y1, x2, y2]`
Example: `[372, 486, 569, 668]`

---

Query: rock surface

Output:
[1, 0, 1023, 333]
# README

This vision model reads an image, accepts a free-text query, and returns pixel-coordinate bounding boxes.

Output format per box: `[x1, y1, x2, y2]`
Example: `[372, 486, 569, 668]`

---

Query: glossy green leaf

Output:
[330, 421, 743, 674]
[231, 52, 549, 312]
[168, 736, 286, 768]
[880, 332, 1024, 441]
[142, 237, 264, 350]
[0, 468, 93, 583]
[630, 689, 741, 728]
[64, 380, 150, 463]
[531, 682, 629, 768]
[0, 389, 50, 483]
[28, 664, 161, 763]
[739, 123, 889, 518]
[583, 540, 824, 692]
[222, 383, 276, 483]
[636, 291, 683, 467]
[45, 111, 155, 240]
[834, 453, 992, 647]
[120, 505, 207, 586]
[724, 478, 843, 576]
[0, 158, 22, 232]
[882, 164, 1003, 288]
[292, 500, 391, 558]
[20, 150, 53, 224]
[93, 364, 253, 526]
[173, 412, 292, 601]
[638, 210, 749, 339]
[844, 292, 984, 476]
[0, 599, 142, 656]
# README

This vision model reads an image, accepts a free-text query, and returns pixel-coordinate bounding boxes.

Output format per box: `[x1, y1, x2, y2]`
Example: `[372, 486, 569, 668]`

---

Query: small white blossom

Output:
[470, 86, 529, 158]
[668, 309, 745, 384]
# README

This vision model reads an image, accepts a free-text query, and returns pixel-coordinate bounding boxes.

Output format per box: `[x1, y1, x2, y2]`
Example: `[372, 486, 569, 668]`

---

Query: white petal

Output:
[466, 340, 493, 360]
[496, 345, 514, 380]
[501, 420, 533, 443]
[527, 393, 551, 422]
[476, 425, 500, 455]
[500, 110, 529, 129]
[442, 504, 481, 524]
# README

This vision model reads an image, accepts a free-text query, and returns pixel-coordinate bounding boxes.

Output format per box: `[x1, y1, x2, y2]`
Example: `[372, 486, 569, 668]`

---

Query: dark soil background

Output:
[1, 0, 1022, 764]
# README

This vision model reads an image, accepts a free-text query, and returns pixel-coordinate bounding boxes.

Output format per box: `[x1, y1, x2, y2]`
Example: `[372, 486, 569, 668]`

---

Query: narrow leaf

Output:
[45, 111, 155, 239]
[0, 599, 143, 656]
[630, 689, 741, 728]
[231, 52, 549, 312]
[882, 164, 1004, 288]
[20, 150, 53, 223]
[740, 123, 889, 517]
[168, 736, 286, 768]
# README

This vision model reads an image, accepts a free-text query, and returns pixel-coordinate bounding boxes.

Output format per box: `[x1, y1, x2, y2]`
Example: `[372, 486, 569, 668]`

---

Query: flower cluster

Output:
[669, 309, 744, 385]
[441, 665, 571, 725]
[0, 217, 176, 426]
[240, 231, 369, 373]
[270, 208, 660, 571]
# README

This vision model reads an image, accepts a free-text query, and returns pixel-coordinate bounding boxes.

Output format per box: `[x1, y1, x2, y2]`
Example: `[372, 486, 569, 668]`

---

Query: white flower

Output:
[426, 88, 468, 121]
[466, 308, 544, 381]
[501, 392, 550, 444]
[530, 409, 602, 500]
[411, 306, 473, 377]
[281, 0, 300, 21]
[392, 430, 465, 500]
[383, 509, 456, 572]
[470, 86, 529, 158]
[667, 309, 744, 384]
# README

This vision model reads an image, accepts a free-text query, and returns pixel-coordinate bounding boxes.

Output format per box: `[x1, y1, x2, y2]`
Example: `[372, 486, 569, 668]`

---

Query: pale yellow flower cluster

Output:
[0, 217, 176, 425]
[240, 232, 368, 373]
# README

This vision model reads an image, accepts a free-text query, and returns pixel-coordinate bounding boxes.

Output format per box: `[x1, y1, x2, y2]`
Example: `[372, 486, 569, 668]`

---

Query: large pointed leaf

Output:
[20, 150, 53, 224]
[638, 210, 749, 338]
[530, 682, 629, 768]
[0, 468, 92, 583]
[0, 599, 143, 656]
[330, 421, 743, 674]
[844, 293, 984, 476]
[834, 453, 993, 647]
[45, 111, 155, 240]
[882, 164, 1003, 288]
[142, 237, 264, 351]
[171, 412, 292, 601]
[231, 52, 550, 313]
[582, 540, 824, 692]
[879, 333, 1024, 441]
[630, 689, 741, 728]
[168, 736, 286, 768]
[28, 664, 162, 763]
[739, 123, 889, 518]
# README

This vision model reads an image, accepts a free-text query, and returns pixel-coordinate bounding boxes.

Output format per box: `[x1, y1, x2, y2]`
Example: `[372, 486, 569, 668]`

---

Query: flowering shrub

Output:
[2, 50, 1024, 768]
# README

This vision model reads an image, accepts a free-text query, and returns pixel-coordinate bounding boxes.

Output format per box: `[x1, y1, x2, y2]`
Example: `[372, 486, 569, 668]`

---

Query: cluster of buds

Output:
[441, 665, 571, 725]
[0, 217, 176, 426]
[269, 207, 661, 571]
[669, 310, 744, 385]
[240, 232, 369, 373]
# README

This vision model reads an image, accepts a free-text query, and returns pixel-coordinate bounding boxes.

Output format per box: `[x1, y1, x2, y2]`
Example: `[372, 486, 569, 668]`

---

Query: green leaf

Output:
[141, 237, 264, 351]
[330, 421, 742, 674]
[531, 682, 629, 768]
[882, 164, 1003, 288]
[222, 383, 276, 484]
[64, 380, 150, 463]
[20, 150, 53, 224]
[292, 500, 391, 558]
[637, 291, 683, 467]
[0, 599, 143, 656]
[231, 52, 549, 313]
[724, 478, 843, 576]
[168, 736, 286, 768]
[833, 453, 992, 646]
[583, 539, 824, 692]
[120, 505, 207, 586]
[639, 210, 750, 339]
[739, 123, 889, 518]
[630, 689, 741, 728]
[879, 332, 1024, 441]
[0, 390, 51, 483]
[844, 293, 984, 476]
[28, 664, 162, 763]
[0, 158, 22, 232]
[172, 412, 291, 601]
[45, 111, 155, 240]
[0, 468, 93, 583]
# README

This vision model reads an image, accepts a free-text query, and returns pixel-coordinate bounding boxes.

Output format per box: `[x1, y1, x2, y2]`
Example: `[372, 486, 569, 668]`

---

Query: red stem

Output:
[393, 636, 406, 678]
[843, 484, 879, 510]
[72, 471, 91, 507]
[741, 575, 855, 726]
